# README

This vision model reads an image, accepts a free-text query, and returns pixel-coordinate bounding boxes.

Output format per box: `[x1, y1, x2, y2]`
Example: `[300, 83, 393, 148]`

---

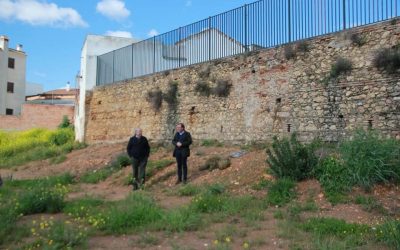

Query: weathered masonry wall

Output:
[85, 20, 400, 143]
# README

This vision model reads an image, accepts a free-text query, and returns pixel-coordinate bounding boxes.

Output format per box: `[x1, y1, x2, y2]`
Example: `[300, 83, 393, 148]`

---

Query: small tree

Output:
[58, 115, 72, 129]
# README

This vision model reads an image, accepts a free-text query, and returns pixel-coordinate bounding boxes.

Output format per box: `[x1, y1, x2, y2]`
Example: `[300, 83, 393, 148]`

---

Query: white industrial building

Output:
[0, 35, 26, 115]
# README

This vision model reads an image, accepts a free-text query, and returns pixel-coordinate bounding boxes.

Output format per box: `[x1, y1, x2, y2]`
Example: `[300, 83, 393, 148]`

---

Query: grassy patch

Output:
[266, 178, 296, 206]
[251, 179, 272, 191]
[200, 139, 223, 147]
[146, 159, 175, 178]
[80, 154, 131, 184]
[177, 184, 202, 196]
[0, 128, 79, 168]
[49, 154, 67, 165]
[376, 219, 400, 249]
[354, 195, 387, 214]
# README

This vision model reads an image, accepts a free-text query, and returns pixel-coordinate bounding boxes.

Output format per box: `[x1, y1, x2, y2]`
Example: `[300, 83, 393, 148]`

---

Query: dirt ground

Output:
[2, 142, 399, 250]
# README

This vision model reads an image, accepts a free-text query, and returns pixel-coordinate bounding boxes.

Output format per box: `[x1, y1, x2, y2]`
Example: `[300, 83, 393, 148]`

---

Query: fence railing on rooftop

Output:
[96, 0, 399, 86]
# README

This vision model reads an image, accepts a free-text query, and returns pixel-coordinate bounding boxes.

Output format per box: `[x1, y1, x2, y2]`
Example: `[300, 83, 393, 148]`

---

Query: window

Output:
[7, 82, 14, 93]
[8, 58, 15, 69]
[6, 109, 13, 115]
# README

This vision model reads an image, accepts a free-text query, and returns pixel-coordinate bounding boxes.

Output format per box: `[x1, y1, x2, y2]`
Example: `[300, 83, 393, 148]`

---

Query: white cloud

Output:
[185, 0, 192, 7]
[147, 29, 159, 37]
[0, 0, 88, 27]
[105, 30, 133, 38]
[96, 0, 130, 21]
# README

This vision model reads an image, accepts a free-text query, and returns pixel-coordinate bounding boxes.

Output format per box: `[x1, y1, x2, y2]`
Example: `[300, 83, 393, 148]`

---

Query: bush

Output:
[296, 41, 310, 52]
[373, 47, 400, 74]
[49, 128, 74, 146]
[266, 178, 296, 206]
[339, 129, 400, 189]
[329, 57, 353, 78]
[198, 66, 211, 79]
[266, 133, 319, 181]
[163, 81, 179, 108]
[212, 79, 232, 97]
[58, 115, 72, 129]
[349, 33, 367, 46]
[195, 81, 212, 96]
[147, 89, 163, 111]
[314, 156, 351, 204]
[284, 45, 296, 60]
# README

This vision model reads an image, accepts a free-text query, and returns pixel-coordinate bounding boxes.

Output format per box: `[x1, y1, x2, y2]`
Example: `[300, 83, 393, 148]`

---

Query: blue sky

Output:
[0, 0, 255, 90]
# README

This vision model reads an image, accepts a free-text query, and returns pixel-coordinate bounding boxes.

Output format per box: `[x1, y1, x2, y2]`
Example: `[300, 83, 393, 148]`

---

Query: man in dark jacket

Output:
[172, 123, 192, 184]
[127, 128, 150, 190]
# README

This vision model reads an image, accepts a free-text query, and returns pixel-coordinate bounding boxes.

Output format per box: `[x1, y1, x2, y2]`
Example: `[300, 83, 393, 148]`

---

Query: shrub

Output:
[266, 133, 319, 181]
[163, 81, 179, 108]
[349, 33, 367, 46]
[314, 156, 351, 204]
[147, 89, 163, 111]
[284, 45, 296, 60]
[296, 41, 310, 52]
[329, 57, 353, 78]
[18, 184, 68, 215]
[198, 66, 211, 79]
[339, 129, 400, 189]
[373, 47, 400, 74]
[195, 81, 212, 96]
[58, 115, 72, 129]
[212, 79, 232, 97]
[266, 178, 296, 206]
[49, 128, 74, 146]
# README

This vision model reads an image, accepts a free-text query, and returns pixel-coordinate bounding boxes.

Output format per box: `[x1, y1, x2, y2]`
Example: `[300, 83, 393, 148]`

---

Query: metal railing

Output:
[97, 0, 399, 86]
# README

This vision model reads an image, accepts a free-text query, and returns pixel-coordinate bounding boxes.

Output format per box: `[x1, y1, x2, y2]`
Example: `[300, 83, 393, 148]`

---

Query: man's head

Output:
[135, 128, 142, 138]
[176, 123, 185, 133]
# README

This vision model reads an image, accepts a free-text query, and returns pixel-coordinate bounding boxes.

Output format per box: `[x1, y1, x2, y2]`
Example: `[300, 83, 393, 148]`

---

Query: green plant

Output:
[349, 33, 367, 46]
[266, 134, 318, 181]
[376, 219, 400, 249]
[49, 128, 75, 146]
[201, 139, 223, 147]
[251, 179, 272, 190]
[339, 129, 400, 189]
[284, 45, 296, 60]
[354, 195, 387, 214]
[177, 184, 201, 196]
[58, 115, 72, 129]
[373, 46, 400, 74]
[296, 41, 310, 52]
[49, 154, 67, 165]
[163, 81, 179, 108]
[212, 79, 232, 97]
[195, 81, 211, 96]
[314, 156, 351, 204]
[198, 66, 211, 79]
[147, 88, 163, 111]
[266, 178, 296, 206]
[329, 57, 353, 78]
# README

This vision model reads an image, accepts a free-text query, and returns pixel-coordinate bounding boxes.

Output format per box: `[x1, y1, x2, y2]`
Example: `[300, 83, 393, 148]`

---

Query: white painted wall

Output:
[75, 35, 137, 142]
[0, 36, 26, 116]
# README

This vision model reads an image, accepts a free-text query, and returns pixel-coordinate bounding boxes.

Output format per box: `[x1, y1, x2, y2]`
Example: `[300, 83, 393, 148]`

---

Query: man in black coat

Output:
[127, 128, 150, 190]
[172, 123, 192, 184]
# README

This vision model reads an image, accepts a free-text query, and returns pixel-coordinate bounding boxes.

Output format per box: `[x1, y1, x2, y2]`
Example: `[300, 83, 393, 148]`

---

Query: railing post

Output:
[131, 44, 134, 79]
[208, 17, 211, 61]
[178, 27, 182, 67]
[343, 0, 346, 29]
[244, 4, 248, 52]
[96, 56, 99, 86]
[112, 50, 115, 83]
[153, 36, 156, 74]
[288, 0, 291, 43]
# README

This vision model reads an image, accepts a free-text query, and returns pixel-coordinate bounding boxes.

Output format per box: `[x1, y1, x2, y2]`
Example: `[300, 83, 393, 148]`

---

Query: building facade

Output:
[0, 35, 26, 115]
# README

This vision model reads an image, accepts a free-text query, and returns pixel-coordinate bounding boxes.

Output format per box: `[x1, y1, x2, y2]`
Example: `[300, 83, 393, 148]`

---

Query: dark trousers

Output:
[132, 157, 148, 189]
[175, 151, 188, 181]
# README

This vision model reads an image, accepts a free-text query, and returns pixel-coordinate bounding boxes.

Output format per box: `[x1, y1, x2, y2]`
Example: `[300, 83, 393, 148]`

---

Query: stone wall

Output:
[85, 20, 400, 144]
[0, 104, 74, 131]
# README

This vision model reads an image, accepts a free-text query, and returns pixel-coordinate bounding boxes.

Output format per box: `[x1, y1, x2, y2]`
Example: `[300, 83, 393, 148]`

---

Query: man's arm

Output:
[127, 137, 134, 157]
[144, 137, 150, 157]
[181, 132, 192, 147]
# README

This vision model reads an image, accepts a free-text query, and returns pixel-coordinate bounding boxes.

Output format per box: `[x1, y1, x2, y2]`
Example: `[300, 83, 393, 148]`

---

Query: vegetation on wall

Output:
[146, 88, 163, 111]
[195, 81, 212, 97]
[162, 81, 179, 109]
[373, 46, 400, 74]
[348, 32, 367, 47]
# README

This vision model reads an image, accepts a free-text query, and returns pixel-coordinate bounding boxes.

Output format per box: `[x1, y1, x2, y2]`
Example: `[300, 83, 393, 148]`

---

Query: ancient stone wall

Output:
[85, 20, 400, 144]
